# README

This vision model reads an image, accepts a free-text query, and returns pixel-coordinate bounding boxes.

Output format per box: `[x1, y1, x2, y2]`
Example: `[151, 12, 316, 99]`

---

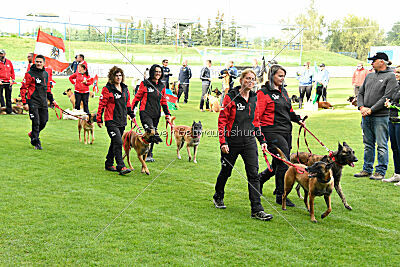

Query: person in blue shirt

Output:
[296, 61, 314, 108]
[315, 63, 330, 102]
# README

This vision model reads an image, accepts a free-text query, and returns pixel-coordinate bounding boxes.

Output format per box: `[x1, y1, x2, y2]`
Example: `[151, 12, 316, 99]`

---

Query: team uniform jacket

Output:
[161, 66, 172, 85]
[178, 66, 192, 85]
[69, 72, 93, 93]
[0, 58, 15, 82]
[200, 66, 211, 84]
[96, 82, 134, 128]
[27, 64, 53, 88]
[20, 64, 54, 107]
[218, 86, 265, 147]
[257, 83, 301, 133]
[132, 80, 170, 118]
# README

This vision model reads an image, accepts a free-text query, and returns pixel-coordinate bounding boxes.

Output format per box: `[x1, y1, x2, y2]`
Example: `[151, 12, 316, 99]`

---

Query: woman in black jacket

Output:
[132, 64, 171, 162]
[213, 69, 273, 221]
[256, 65, 303, 206]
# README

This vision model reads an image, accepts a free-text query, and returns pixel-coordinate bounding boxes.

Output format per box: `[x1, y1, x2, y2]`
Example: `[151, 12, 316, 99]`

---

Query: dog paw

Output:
[345, 204, 352, 210]
[193, 159, 197, 164]
[177, 155, 181, 159]
[311, 219, 318, 223]
[282, 208, 286, 211]
[188, 157, 192, 162]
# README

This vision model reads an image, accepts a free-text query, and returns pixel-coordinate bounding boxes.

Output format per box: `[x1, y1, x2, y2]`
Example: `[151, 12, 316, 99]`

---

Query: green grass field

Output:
[1, 77, 399, 265]
[0, 36, 363, 66]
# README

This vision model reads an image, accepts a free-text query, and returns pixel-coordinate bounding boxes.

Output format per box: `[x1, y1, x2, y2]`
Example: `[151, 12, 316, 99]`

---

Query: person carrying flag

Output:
[20, 55, 56, 150]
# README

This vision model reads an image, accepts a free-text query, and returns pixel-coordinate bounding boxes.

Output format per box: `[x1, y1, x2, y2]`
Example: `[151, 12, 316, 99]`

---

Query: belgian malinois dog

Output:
[171, 116, 202, 163]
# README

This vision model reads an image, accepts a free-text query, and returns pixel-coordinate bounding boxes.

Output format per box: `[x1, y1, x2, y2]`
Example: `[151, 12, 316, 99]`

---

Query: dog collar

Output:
[140, 135, 150, 145]
[329, 152, 343, 166]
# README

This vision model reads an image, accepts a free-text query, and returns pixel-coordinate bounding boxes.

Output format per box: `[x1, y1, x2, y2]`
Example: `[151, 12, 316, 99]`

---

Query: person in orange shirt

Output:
[352, 63, 368, 97]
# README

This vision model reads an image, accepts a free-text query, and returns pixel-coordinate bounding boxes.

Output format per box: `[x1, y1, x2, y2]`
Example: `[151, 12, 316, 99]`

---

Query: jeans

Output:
[177, 83, 189, 103]
[361, 116, 389, 175]
[199, 82, 210, 110]
[298, 85, 312, 108]
[389, 121, 400, 174]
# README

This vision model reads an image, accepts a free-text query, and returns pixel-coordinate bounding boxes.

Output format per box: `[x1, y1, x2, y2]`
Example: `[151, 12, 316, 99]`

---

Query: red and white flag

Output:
[34, 29, 69, 72]
[92, 74, 99, 93]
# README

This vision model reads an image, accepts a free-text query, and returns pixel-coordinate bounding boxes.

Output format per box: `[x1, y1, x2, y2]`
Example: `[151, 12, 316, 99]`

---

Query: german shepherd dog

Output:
[290, 142, 358, 210]
[171, 117, 202, 163]
[78, 113, 96, 144]
[122, 128, 163, 175]
[204, 87, 222, 112]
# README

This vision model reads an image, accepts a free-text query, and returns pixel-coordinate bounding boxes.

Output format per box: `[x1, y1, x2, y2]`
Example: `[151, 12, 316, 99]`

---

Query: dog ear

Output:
[338, 142, 343, 151]
[321, 155, 329, 162]
[343, 141, 348, 147]
[145, 127, 152, 134]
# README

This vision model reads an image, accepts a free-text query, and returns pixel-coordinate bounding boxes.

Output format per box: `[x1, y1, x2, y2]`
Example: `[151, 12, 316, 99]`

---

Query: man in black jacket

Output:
[20, 55, 55, 150]
[161, 59, 172, 89]
[177, 59, 192, 103]
[200, 59, 212, 111]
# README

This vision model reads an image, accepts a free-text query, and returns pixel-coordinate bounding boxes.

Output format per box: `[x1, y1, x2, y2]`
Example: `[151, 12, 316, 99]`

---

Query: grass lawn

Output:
[0, 36, 362, 66]
[0, 76, 399, 265]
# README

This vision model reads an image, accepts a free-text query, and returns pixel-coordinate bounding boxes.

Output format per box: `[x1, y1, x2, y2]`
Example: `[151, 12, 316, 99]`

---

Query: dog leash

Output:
[263, 148, 306, 174]
[53, 103, 88, 121]
[165, 118, 174, 147]
[296, 116, 313, 163]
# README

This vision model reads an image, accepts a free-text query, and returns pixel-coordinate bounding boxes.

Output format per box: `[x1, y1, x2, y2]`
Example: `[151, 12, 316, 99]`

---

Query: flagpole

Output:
[68, 16, 71, 63]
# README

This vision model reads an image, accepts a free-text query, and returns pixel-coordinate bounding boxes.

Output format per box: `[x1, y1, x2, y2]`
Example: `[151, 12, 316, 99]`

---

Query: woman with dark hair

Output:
[132, 64, 171, 162]
[69, 63, 93, 116]
[257, 64, 303, 206]
[96, 66, 134, 175]
[212, 68, 273, 221]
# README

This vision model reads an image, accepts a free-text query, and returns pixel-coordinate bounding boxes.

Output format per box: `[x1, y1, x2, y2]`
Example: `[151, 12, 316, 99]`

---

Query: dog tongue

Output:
[349, 163, 355, 167]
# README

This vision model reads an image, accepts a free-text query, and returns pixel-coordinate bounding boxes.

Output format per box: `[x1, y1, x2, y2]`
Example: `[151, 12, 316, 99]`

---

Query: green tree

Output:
[192, 20, 204, 46]
[386, 22, 400, 45]
[294, 0, 325, 49]
[326, 15, 384, 60]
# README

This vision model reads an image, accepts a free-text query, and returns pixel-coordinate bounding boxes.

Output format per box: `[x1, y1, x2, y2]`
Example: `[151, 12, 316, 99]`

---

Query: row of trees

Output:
[291, 0, 399, 60]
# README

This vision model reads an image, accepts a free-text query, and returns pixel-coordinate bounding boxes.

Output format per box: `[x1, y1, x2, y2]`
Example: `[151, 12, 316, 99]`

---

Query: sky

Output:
[2, 0, 399, 40]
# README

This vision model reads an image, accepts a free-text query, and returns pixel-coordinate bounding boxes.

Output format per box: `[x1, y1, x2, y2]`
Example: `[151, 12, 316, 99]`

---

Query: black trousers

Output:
[140, 114, 161, 158]
[28, 104, 48, 146]
[199, 82, 210, 110]
[177, 83, 189, 103]
[259, 132, 292, 196]
[316, 84, 327, 102]
[0, 84, 12, 114]
[214, 141, 264, 213]
[74, 92, 90, 115]
[298, 85, 312, 108]
[105, 126, 126, 171]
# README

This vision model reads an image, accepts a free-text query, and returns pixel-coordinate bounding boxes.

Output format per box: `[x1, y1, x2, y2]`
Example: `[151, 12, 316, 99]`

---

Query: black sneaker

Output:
[105, 166, 118, 172]
[119, 167, 132, 175]
[213, 197, 226, 209]
[251, 211, 273, 221]
[34, 144, 43, 150]
[276, 195, 296, 207]
[145, 156, 155, 162]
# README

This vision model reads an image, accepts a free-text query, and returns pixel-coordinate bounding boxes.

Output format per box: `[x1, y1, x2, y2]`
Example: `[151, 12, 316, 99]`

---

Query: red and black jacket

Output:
[0, 58, 15, 82]
[218, 86, 265, 147]
[20, 64, 54, 107]
[96, 82, 134, 128]
[257, 83, 301, 134]
[132, 80, 170, 118]
[69, 72, 93, 93]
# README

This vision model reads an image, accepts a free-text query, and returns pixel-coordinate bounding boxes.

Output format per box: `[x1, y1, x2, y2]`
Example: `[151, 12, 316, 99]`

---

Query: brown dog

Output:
[78, 113, 96, 144]
[277, 148, 334, 223]
[317, 101, 334, 109]
[63, 88, 94, 109]
[122, 128, 162, 175]
[290, 142, 358, 210]
[171, 116, 202, 163]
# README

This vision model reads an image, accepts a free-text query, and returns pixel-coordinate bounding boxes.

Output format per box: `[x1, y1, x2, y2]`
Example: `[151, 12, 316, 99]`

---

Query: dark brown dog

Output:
[171, 116, 202, 163]
[290, 142, 358, 210]
[78, 113, 96, 144]
[122, 128, 162, 175]
[317, 101, 334, 109]
[278, 148, 334, 223]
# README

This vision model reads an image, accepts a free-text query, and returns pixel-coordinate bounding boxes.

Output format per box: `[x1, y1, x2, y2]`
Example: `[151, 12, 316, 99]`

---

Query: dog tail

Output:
[122, 131, 132, 154]
[171, 116, 176, 125]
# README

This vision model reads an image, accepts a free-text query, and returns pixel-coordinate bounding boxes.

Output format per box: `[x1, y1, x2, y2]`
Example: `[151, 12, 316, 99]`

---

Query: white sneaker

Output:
[395, 181, 400, 186]
[382, 173, 400, 183]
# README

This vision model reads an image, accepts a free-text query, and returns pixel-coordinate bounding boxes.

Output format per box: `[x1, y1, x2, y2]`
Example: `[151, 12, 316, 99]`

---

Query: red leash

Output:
[165, 119, 174, 147]
[53, 103, 88, 121]
[263, 148, 306, 174]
